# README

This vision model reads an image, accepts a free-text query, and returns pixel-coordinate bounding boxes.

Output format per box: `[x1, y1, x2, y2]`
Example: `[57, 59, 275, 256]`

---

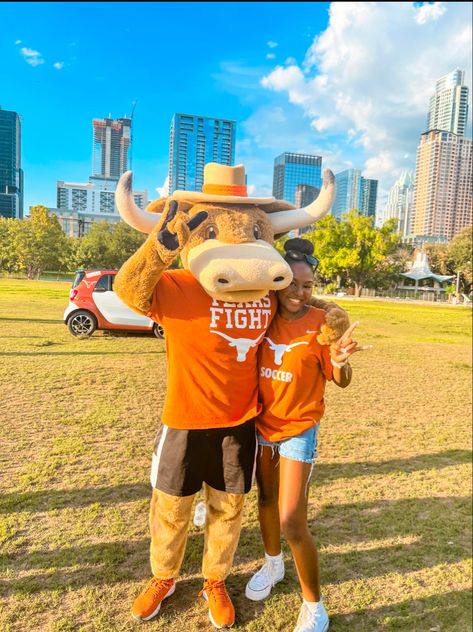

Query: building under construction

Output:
[92, 116, 131, 181]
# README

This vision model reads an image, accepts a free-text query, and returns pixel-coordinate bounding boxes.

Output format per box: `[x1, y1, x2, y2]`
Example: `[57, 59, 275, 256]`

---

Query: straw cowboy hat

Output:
[172, 163, 276, 205]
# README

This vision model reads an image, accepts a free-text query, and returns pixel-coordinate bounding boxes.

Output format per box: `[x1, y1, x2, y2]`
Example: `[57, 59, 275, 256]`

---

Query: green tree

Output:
[0, 218, 22, 273]
[73, 221, 114, 269]
[306, 210, 401, 296]
[107, 221, 147, 268]
[73, 221, 147, 270]
[447, 225, 472, 293]
[15, 206, 70, 279]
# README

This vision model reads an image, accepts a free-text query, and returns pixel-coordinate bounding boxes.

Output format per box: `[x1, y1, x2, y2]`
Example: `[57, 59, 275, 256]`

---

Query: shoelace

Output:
[252, 561, 281, 588]
[200, 580, 229, 603]
[147, 578, 173, 599]
[297, 603, 324, 627]
[252, 563, 272, 588]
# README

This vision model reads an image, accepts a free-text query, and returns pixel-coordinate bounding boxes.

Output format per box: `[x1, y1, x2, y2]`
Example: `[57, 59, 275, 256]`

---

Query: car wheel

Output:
[153, 323, 165, 339]
[67, 310, 97, 338]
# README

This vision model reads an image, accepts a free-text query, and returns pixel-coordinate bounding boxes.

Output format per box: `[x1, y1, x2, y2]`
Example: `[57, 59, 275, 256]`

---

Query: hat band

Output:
[202, 183, 248, 196]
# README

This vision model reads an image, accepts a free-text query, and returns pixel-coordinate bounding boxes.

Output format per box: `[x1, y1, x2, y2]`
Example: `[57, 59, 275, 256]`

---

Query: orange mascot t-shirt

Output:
[148, 269, 277, 429]
[257, 306, 333, 442]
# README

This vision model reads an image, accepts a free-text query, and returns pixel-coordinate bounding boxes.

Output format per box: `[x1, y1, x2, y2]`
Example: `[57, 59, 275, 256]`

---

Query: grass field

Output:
[0, 279, 471, 632]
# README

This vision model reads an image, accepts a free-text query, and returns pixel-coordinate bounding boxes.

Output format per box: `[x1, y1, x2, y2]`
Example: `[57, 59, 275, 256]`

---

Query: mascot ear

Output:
[146, 198, 169, 214]
[262, 200, 295, 214]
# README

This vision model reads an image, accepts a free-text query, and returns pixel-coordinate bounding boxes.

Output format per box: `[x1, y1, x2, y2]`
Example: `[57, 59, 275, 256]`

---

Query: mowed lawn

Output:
[0, 279, 471, 632]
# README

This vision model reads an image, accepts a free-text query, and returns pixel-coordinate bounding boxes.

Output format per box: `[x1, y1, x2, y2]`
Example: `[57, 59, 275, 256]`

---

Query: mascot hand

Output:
[157, 200, 208, 252]
[316, 305, 351, 346]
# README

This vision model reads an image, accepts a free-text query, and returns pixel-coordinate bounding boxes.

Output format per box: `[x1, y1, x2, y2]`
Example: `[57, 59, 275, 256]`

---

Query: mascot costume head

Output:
[116, 162, 334, 301]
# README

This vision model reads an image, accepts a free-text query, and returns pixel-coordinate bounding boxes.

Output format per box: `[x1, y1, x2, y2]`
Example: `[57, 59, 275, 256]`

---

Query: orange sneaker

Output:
[131, 577, 175, 621]
[199, 579, 235, 629]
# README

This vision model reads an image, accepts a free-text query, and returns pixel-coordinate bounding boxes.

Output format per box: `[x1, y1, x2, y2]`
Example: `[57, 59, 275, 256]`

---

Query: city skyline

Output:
[1, 2, 472, 217]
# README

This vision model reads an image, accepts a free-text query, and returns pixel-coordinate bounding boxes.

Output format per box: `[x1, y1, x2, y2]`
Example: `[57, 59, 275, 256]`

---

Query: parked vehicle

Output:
[64, 269, 164, 338]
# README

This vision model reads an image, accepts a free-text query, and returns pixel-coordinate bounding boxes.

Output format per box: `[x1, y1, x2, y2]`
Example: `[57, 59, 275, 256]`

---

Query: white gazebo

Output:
[398, 251, 454, 300]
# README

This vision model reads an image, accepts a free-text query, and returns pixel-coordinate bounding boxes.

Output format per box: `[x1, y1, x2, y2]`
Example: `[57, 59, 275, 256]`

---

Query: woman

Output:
[245, 238, 367, 632]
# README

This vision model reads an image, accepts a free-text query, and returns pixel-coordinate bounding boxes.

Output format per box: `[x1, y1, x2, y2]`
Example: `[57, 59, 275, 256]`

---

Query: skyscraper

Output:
[272, 153, 322, 206]
[168, 113, 236, 194]
[332, 168, 377, 218]
[411, 130, 472, 241]
[360, 178, 378, 218]
[427, 69, 469, 137]
[91, 116, 131, 182]
[0, 107, 23, 219]
[384, 171, 415, 236]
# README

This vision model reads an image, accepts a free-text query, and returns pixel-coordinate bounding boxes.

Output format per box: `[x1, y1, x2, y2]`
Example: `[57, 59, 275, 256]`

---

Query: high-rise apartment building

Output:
[273, 153, 322, 206]
[411, 130, 472, 241]
[168, 113, 236, 194]
[0, 107, 23, 219]
[92, 116, 131, 181]
[427, 69, 469, 137]
[332, 168, 377, 218]
[383, 171, 415, 236]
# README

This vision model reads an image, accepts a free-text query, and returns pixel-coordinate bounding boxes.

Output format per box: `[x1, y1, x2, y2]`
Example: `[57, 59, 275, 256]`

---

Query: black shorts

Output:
[150, 419, 257, 496]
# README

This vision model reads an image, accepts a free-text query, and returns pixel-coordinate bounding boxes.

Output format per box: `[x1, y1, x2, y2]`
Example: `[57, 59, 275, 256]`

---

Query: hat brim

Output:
[172, 190, 275, 205]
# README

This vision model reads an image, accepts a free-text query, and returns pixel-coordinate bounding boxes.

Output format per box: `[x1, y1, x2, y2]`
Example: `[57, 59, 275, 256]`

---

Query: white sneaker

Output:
[293, 600, 329, 632]
[245, 555, 285, 601]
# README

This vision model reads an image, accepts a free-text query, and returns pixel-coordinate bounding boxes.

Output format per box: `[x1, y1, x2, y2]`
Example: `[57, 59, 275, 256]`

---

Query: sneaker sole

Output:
[202, 590, 235, 629]
[245, 573, 285, 602]
[132, 583, 176, 622]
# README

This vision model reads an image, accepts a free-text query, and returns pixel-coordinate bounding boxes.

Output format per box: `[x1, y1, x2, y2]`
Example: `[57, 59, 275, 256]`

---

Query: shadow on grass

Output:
[0, 482, 151, 514]
[2, 449, 470, 515]
[313, 449, 472, 484]
[329, 588, 472, 631]
[1, 496, 470, 602]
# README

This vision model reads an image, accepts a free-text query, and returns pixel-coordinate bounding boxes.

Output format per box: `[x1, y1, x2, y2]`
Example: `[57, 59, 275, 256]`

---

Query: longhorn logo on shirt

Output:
[211, 330, 265, 362]
[264, 337, 309, 365]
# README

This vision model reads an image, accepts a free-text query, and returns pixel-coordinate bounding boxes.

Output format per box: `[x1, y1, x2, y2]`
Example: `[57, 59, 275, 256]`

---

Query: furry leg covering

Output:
[149, 488, 195, 579]
[202, 483, 245, 581]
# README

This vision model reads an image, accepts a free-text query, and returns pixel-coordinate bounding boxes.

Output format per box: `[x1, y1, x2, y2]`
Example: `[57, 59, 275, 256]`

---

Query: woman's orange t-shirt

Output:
[257, 306, 333, 442]
[148, 269, 277, 430]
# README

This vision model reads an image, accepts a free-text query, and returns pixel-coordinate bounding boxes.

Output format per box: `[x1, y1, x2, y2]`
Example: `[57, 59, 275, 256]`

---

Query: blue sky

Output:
[1, 2, 471, 216]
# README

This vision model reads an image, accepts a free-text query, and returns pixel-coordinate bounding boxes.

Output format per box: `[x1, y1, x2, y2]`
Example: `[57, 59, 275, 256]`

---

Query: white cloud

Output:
[156, 175, 169, 198]
[267, 41, 278, 48]
[20, 47, 45, 67]
[266, 53, 276, 60]
[53, 62, 65, 70]
[415, 1, 446, 25]
[260, 1, 472, 193]
[15, 39, 22, 45]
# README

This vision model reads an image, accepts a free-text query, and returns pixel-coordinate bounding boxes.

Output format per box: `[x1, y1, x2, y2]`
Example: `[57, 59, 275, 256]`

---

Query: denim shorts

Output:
[257, 424, 320, 464]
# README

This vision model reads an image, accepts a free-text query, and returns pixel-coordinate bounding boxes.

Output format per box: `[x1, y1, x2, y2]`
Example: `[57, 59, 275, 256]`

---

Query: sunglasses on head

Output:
[286, 250, 320, 270]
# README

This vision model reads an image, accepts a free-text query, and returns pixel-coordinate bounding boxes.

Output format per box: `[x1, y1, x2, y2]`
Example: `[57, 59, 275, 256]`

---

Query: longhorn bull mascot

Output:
[113, 163, 348, 626]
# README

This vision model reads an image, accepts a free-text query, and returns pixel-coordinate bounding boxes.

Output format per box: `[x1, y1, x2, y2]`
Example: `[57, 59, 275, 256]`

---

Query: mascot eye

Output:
[253, 224, 262, 239]
[205, 225, 218, 240]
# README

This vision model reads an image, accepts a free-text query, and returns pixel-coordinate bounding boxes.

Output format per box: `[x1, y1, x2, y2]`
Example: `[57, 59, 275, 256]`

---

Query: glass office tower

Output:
[169, 113, 236, 193]
[272, 152, 322, 205]
[0, 107, 23, 219]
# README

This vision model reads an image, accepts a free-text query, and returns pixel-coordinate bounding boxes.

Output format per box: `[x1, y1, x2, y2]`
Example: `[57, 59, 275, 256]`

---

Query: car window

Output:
[72, 271, 86, 288]
[93, 274, 111, 292]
